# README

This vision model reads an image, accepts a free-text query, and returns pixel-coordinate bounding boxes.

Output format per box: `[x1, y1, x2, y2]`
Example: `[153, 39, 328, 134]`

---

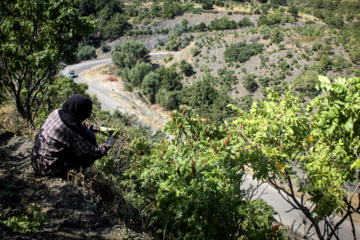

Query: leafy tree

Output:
[79, 0, 96, 16]
[111, 40, 150, 70]
[202, 2, 213, 10]
[238, 94, 254, 112]
[224, 41, 264, 63]
[292, 71, 319, 97]
[190, 47, 201, 56]
[101, 41, 110, 53]
[270, 28, 284, 44]
[208, 17, 238, 31]
[211, 94, 234, 122]
[230, 76, 360, 239]
[156, 65, 182, 92]
[101, 13, 130, 40]
[0, 0, 94, 125]
[287, 5, 299, 16]
[121, 62, 152, 88]
[194, 22, 207, 32]
[189, 77, 219, 111]
[44, 76, 88, 116]
[238, 17, 254, 27]
[179, 60, 193, 77]
[241, 74, 258, 92]
[259, 25, 272, 39]
[270, 0, 287, 6]
[155, 89, 181, 110]
[141, 72, 160, 104]
[173, 23, 186, 37]
[77, 45, 97, 61]
[181, 18, 188, 27]
[162, 1, 183, 19]
[120, 109, 282, 239]
[165, 33, 181, 51]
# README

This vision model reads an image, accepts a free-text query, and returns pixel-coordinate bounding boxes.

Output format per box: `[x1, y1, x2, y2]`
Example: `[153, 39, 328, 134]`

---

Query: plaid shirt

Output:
[31, 109, 111, 176]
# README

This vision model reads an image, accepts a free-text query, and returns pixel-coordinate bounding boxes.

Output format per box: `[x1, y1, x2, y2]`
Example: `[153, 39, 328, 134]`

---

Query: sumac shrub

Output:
[120, 109, 281, 239]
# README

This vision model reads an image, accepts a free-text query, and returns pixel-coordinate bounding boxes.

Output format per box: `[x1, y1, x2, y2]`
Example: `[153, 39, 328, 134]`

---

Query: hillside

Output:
[0, 132, 153, 240]
[100, 5, 359, 120]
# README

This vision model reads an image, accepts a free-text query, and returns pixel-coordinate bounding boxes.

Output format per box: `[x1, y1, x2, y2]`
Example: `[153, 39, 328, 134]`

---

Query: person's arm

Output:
[67, 129, 112, 161]
[82, 121, 101, 132]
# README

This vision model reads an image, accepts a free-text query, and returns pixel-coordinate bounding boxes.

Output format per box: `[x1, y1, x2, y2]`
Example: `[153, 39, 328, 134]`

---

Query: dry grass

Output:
[0, 104, 36, 139]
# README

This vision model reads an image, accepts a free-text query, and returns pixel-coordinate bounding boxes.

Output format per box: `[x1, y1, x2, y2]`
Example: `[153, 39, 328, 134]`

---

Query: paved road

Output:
[243, 175, 360, 240]
[62, 57, 360, 240]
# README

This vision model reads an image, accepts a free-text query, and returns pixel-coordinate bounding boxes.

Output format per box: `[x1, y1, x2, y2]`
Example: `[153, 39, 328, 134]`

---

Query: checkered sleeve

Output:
[82, 121, 101, 132]
[67, 128, 111, 161]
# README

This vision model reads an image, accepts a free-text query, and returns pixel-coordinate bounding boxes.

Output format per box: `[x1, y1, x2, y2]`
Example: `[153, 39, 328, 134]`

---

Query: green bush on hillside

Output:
[224, 41, 264, 63]
[242, 74, 258, 92]
[292, 71, 320, 97]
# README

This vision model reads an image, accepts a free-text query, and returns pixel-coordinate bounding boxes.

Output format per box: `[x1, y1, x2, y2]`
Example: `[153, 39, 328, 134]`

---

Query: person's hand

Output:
[106, 136, 117, 146]
[100, 127, 116, 135]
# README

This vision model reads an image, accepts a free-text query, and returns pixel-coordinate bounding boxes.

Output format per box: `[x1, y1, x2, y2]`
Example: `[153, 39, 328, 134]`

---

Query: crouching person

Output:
[31, 94, 116, 177]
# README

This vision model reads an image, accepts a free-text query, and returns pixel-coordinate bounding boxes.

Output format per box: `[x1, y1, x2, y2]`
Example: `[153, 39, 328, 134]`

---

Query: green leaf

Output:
[351, 159, 360, 170]
[344, 119, 353, 132]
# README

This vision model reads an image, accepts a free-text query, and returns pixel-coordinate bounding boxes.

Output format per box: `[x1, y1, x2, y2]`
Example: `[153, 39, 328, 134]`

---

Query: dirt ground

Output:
[81, 62, 169, 131]
[0, 132, 153, 239]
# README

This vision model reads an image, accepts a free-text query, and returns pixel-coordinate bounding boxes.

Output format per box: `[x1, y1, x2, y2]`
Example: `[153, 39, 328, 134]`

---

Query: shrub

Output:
[101, 41, 110, 53]
[208, 17, 238, 31]
[242, 74, 258, 92]
[77, 45, 96, 61]
[238, 17, 254, 28]
[190, 47, 201, 56]
[270, 28, 284, 44]
[141, 72, 160, 104]
[179, 60, 193, 76]
[202, 2, 213, 10]
[121, 62, 152, 88]
[224, 41, 264, 63]
[287, 5, 299, 16]
[259, 25, 271, 39]
[292, 71, 319, 97]
[285, 51, 293, 58]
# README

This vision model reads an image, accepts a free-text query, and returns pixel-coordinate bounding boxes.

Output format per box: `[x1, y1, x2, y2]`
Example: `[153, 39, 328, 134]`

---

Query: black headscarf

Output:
[58, 94, 95, 144]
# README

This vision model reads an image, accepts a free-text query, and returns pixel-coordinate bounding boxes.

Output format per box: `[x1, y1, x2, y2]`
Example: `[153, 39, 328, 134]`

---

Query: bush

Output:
[155, 89, 180, 110]
[270, 28, 284, 44]
[242, 74, 258, 92]
[179, 60, 193, 77]
[238, 17, 254, 28]
[77, 45, 96, 61]
[285, 51, 293, 58]
[259, 25, 271, 39]
[101, 41, 110, 53]
[190, 47, 201, 56]
[292, 71, 319, 97]
[111, 40, 150, 70]
[121, 62, 152, 88]
[287, 5, 299, 16]
[202, 2, 213, 10]
[141, 72, 160, 104]
[224, 41, 264, 63]
[208, 17, 238, 31]
[122, 110, 280, 239]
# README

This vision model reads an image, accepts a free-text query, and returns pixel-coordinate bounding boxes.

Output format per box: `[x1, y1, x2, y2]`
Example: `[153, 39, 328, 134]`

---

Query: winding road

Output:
[61, 57, 360, 240]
